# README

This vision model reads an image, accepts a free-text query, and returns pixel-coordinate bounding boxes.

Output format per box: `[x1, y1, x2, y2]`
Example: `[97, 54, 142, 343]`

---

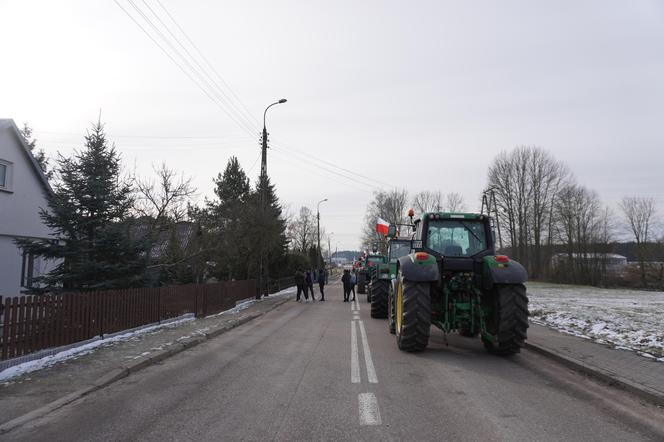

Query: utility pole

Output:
[257, 99, 287, 299]
[327, 234, 332, 267]
[316, 199, 328, 270]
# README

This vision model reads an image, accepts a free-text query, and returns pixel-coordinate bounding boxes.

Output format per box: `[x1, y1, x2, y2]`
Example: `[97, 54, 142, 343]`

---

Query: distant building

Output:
[551, 253, 627, 273]
[331, 256, 349, 266]
[0, 119, 59, 295]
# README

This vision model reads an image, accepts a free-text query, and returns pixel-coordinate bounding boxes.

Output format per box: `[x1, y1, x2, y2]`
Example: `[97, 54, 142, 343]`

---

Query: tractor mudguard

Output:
[398, 254, 439, 282]
[482, 256, 528, 290]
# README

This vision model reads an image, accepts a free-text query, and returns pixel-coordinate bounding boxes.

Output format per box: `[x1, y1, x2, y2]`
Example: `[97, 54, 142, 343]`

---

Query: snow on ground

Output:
[0, 316, 195, 383]
[528, 282, 664, 361]
[0, 286, 297, 383]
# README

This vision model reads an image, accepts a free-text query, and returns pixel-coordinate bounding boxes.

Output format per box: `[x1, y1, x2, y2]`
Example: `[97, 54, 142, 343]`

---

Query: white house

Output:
[0, 119, 59, 296]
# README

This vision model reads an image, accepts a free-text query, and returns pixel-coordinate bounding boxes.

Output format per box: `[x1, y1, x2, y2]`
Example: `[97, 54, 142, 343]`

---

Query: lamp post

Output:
[327, 232, 333, 267]
[258, 98, 287, 299]
[317, 198, 328, 270]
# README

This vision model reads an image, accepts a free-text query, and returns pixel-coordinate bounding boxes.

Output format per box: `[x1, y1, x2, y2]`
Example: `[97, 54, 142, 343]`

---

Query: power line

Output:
[273, 140, 393, 188]
[114, 0, 258, 139]
[271, 145, 383, 191]
[270, 148, 372, 194]
[153, 0, 260, 129]
[37, 131, 251, 140]
[139, 0, 259, 134]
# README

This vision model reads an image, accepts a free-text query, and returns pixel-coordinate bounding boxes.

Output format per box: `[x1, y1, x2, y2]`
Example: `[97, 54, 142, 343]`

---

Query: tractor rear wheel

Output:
[483, 284, 528, 355]
[388, 281, 396, 334]
[370, 280, 389, 319]
[395, 273, 431, 352]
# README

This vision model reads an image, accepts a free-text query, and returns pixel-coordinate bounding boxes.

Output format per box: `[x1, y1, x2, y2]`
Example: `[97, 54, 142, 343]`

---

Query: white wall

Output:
[0, 120, 58, 295]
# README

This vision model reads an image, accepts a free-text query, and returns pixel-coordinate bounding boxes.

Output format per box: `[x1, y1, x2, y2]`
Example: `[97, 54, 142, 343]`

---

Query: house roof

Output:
[0, 119, 54, 196]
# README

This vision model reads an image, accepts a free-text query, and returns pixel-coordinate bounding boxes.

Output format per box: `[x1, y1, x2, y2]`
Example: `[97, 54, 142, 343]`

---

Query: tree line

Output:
[18, 120, 297, 294]
[359, 145, 662, 289]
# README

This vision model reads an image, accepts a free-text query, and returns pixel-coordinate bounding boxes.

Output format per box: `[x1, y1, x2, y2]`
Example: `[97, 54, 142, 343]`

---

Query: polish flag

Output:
[375, 217, 389, 236]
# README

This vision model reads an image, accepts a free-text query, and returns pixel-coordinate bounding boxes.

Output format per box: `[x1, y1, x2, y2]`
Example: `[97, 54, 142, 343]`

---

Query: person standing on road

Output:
[295, 269, 305, 302]
[318, 268, 326, 301]
[305, 270, 315, 301]
[341, 269, 351, 302]
[350, 271, 357, 301]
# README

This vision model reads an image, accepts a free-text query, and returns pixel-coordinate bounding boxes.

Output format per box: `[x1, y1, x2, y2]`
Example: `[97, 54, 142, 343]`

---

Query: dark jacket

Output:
[341, 271, 351, 287]
[318, 269, 326, 285]
[294, 271, 305, 285]
[305, 272, 313, 286]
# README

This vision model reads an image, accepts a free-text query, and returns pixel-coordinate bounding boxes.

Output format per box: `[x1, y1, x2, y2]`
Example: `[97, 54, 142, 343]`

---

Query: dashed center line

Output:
[350, 321, 360, 384]
[358, 393, 382, 425]
[358, 320, 378, 383]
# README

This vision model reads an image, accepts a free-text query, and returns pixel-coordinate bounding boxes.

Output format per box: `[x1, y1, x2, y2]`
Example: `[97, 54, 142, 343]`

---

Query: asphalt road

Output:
[7, 282, 664, 441]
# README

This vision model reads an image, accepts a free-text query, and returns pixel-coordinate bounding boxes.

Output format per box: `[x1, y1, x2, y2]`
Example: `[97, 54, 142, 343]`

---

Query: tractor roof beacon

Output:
[390, 212, 529, 354]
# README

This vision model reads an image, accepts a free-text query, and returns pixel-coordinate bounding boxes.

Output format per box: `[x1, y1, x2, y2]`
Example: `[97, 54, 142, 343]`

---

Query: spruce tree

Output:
[20, 122, 52, 179]
[17, 121, 146, 291]
[252, 174, 288, 279]
[205, 157, 253, 280]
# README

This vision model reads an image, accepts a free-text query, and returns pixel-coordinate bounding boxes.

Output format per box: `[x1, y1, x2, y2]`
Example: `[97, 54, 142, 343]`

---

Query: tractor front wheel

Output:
[370, 280, 389, 319]
[483, 284, 528, 355]
[395, 273, 431, 352]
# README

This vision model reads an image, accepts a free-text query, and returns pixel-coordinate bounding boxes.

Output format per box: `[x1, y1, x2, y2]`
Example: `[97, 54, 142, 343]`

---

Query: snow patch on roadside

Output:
[528, 282, 664, 361]
[0, 316, 194, 383]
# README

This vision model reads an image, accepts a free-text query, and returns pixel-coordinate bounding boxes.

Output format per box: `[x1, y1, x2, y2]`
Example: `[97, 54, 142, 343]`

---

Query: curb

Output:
[0, 296, 291, 435]
[524, 342, 664, 407]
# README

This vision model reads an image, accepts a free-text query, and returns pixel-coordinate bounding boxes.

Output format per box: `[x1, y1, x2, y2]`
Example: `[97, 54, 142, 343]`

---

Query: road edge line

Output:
[0, 296, 291, 435]
[524, 342, 664, 407]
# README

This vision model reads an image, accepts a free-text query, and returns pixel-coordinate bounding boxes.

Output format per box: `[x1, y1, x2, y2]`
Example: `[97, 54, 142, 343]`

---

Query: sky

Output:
[1, 0, 663, 250]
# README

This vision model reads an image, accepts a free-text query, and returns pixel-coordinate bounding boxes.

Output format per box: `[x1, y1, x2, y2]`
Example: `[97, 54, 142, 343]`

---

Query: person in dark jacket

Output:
[318, 268, 326, 301]
[341, 269, 352, 302]
[305, 271, 315, 301]
[294, 269, 305, 301]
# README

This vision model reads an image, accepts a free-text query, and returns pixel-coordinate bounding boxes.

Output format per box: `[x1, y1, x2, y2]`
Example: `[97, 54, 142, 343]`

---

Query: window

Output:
[0, 163, 7, 188]
[389, 241, 411, 260]
[425, 219, 487, 257]
[0, 159, 12, 191]
[21, 251, 40, 289]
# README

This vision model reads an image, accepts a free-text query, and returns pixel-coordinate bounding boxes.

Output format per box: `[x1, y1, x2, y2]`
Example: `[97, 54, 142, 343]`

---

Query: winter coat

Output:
[318, 269, 326, 285]
[305, 272, 313, 286]
[294, 271, 305, 285]
[350, 273, 357, 285]
[341, 272, 351, 287]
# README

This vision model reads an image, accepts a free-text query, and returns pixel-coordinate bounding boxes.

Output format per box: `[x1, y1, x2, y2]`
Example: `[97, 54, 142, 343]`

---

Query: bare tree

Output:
[445, 192, 466, 212]
[288, 206, 316, 253]
[412, 190, 442, 213]
[361, 188, 409, 253]
[619, 196, 657, 287]
[487, 146, 569, 278]
[134, 163, 197, 227]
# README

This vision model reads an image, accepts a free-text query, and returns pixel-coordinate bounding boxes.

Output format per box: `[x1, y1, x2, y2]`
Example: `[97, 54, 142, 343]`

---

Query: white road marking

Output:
[358, 321, 378, 383]
[351, 321, 360, 383]
[358, 393, 382, 425]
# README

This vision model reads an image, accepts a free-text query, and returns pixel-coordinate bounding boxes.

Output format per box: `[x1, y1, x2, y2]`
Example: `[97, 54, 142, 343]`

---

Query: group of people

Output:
[294, 268, 327, 302]
[340, 269, 357, 302]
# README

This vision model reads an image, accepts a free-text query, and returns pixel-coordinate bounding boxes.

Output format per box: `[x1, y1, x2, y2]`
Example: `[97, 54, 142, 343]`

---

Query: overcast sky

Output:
[1, 1, 663, 249]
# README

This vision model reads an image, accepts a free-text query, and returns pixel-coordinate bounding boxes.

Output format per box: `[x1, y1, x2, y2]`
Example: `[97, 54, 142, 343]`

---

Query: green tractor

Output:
[390, 212, 528, 355]
[356, 253, 384, 296]
[370, 227, 413, 319]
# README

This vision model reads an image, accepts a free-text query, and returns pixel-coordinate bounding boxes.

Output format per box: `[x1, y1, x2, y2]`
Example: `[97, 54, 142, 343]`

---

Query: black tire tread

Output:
[397, 280, 431, 352]
[370, 280, 389, 319]
[484, 284, 528, 355]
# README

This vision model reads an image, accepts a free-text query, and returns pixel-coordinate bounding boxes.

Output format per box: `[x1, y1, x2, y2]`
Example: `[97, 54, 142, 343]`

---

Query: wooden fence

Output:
[0, 280, 255, 361]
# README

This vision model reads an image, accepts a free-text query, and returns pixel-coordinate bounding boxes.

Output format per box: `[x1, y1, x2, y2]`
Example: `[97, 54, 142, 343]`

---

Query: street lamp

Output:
[258, 98, 287, 299]
[317, 198, 328, 270]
